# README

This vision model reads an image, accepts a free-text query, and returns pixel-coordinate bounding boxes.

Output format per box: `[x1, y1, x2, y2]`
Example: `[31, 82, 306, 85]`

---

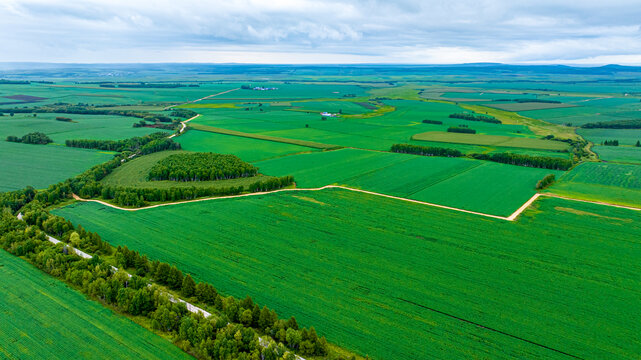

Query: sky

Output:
[1, 0, 641, 65]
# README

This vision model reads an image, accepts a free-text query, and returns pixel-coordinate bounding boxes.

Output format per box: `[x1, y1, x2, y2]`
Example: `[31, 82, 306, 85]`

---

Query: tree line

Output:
[449, 112, 502, 124]
[495, 98, 561, 104]
[391, 143, 573, 170]
[469, 152, 572, 170]
[422, 119, 443, 125]
[391, 143, 463, 157]
[6, 132, 53, 144]
[581, 119, 641, 129]
[536, 174, 556, 189]
[447, 126, 476, 134]
[65, 132, 174, 152]
[602, 140, 619, 146]
[148, 153, 258, 182]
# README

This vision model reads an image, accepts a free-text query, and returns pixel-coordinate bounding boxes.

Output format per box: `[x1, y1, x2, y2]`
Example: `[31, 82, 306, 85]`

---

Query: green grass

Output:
[188, 124, 340, 149]
[412, 131, 569, 151]
[176, 130, 319, 162]
[0, 249, 191, 360]
[546, 162, 641, 207]
[577, 128, 641, 146]
[0, 141, 114, 192]
[102, 150, 271, 189]
[0, 112, 170, 144]
[52, 189, 641, 360]
[592, 145, 641, 164]
[256, 148, 563, 216]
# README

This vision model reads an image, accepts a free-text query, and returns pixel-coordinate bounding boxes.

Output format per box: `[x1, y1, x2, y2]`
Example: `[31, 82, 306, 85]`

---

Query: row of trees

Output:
[581, 119, 641, 129]
[495, 98, 561, 104]
[6, 132, 53, 144]
[469, 152, 573, 170]
[422, 119, 443, 125]
[390, 144, 573, 170]
[171, 109, 199, 119]
[148, 153, 258, 182]
[65, 132, 171, 152]
[536, 174, 556, 189]
[447, 126, 476, 134]
[391, 143, 463, 157]
[449, 112, 502, 124]
[0, 212, 299, 360]
[55, 116, 73, 122]
[602, 140, 619, 146]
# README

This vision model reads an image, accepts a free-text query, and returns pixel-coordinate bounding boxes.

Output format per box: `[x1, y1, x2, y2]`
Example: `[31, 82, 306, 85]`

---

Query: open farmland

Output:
[0, 250, 192, 360]
[102, 150, 272, 188]
[52, 189, 641, 360]
[592, 146, 641, 164]
[0, 141, 113, 191]
[412, 131, 569, 151]
[176, 130, 319, 162]
[546, 162, 641, 207]
[255, 148, 562, 216]
[0, 112, 169, 143]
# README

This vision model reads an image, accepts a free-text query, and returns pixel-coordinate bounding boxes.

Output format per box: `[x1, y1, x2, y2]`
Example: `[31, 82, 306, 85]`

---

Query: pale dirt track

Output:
[168, 114, 201, 138]
[164, 88, 240, 109]
[71, 185, 638, 222]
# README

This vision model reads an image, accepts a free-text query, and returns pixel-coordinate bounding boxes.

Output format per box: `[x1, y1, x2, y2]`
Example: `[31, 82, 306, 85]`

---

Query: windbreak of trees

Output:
[0, 211, 310, 360]
[170, 109, 198, 119]
[55, 116, 73, 122]
[449, 112, 501, 124]
[422, 119, 443, 125]
[391, 143, 463, 157]
[602, 140, 619, 146]
[447, 126, 476, 134]
[390, 144, 573, 170]
[149, 153, 258, 182]
[536, 174, 556, 189]
[495, 98, 561, 104]
[6, 132, 53, 144]
[469, 152, 573, 170]
[581, 119, 641, 129]
[65, 132, 173, 152]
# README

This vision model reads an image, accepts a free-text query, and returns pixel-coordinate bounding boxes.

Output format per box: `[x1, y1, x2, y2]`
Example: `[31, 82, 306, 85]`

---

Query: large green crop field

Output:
[0, 112, 169, 143]
[0, 250, 191, 360]
[412, 131, 569, 151]
[591, 145, 641, 164]
[52, 189, 641, 360]
[255, 148, 562, 216]
[546, 162, 641, 206]
[0, 141, 113, 191]
[176, 130, 318, 162]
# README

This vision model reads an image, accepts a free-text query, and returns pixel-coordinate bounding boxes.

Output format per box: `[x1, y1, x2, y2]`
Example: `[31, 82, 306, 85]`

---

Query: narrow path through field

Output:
[540, 193, 641, 211]
[168, 114, 201, 139]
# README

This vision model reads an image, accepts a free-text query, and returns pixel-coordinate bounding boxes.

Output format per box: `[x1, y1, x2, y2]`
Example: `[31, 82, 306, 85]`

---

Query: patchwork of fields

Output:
[412, 131, 569, 151]
[256, 148, 563, 216]
[52, 189, 641, 360]
[0, 249, 192, 360]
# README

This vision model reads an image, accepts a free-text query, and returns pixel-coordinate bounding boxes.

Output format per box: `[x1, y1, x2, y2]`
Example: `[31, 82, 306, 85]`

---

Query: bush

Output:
[6, 132, 53, 144]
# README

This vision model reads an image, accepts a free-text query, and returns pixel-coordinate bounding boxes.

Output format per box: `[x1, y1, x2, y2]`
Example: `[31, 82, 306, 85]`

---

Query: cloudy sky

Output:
[1, 0, 641, 64]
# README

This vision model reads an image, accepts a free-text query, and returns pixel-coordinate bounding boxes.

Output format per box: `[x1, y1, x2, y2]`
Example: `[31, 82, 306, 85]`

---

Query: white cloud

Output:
[0, 0, 640, 64]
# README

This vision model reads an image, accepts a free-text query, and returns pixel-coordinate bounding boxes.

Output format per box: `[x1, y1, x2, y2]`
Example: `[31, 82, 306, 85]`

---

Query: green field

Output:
[412, 131, 569, 151]
[0, 141, 114, 191]
[102, 150, 271, 189]
[577, 128, 641, 146]
[52, 189, 641, 360]
[592, 145, 641, 164]
[546, 162, 641, 206]
[0, 250, 191, 360]
[0, 112, 169, 143]
[523, 97, 641, 126]
[176, 130, 319, 162]
[255, 148, 563, 216]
